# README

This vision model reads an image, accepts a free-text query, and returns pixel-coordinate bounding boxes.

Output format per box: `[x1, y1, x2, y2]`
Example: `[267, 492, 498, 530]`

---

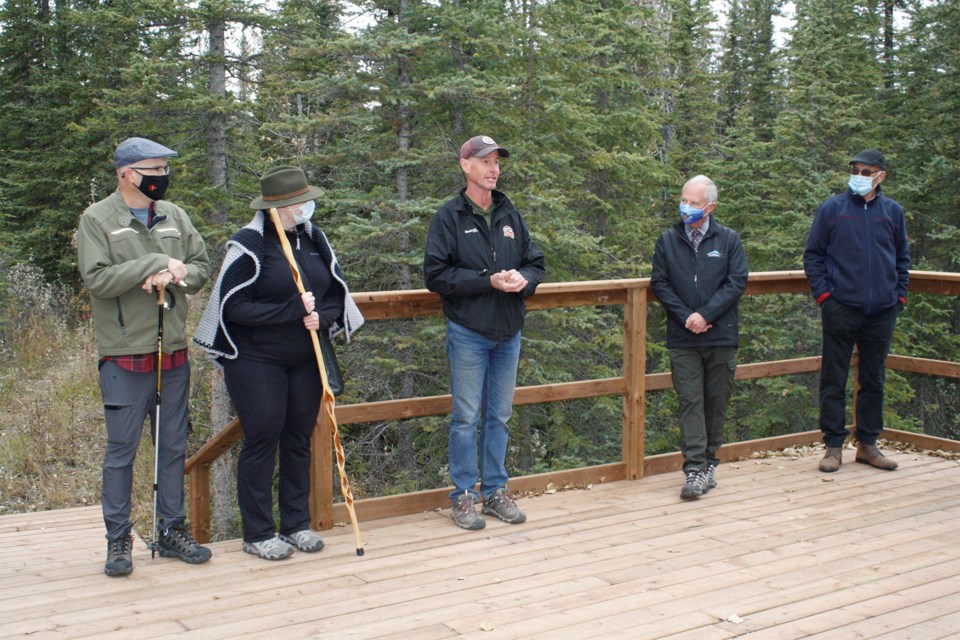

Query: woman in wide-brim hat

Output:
[194, 165, 364, 561]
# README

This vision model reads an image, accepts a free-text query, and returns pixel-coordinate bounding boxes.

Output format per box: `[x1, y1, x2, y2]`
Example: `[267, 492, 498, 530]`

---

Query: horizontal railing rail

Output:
[186, 270, 960, 542]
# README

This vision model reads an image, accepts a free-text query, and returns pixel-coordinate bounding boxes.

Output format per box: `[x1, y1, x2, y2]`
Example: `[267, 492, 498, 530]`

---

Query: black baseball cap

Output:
[849, 149, 886, 170]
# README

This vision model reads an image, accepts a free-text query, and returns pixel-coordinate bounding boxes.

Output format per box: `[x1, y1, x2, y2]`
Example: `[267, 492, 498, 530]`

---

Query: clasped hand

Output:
[141, 258, 187, 292]
[490, 269, 528, 293]
[685, 312, 712, 334]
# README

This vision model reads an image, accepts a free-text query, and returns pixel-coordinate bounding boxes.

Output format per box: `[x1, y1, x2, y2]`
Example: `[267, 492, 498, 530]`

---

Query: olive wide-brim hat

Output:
[249, 165, 325, 210]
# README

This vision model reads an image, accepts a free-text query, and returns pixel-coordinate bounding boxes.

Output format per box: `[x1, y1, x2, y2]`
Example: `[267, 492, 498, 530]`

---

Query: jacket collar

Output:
[456, 188, 507, 217]
[848, 184, 884, 206]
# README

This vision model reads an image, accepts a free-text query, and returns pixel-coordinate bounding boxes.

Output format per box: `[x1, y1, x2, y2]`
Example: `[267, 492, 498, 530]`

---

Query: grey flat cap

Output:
[113, 137, 178, 168]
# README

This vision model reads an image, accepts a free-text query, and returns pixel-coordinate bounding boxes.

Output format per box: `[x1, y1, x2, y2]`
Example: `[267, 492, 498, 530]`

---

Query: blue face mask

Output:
[848, 174, 875, 196]
[679, 203, 706, 225]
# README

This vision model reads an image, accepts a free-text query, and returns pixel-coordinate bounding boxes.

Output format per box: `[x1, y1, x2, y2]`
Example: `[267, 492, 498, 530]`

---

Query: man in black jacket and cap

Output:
[651, 175, 748, 500]
[424, 135, 545, 530]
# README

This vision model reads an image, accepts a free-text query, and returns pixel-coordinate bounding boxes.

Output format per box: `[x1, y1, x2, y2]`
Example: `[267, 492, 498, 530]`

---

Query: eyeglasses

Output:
[129, 165, 171, 176]
[849, 166, 883, 177]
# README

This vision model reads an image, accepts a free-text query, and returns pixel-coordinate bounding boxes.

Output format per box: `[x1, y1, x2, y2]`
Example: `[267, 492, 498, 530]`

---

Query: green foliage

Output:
[2, 0, 960, 511]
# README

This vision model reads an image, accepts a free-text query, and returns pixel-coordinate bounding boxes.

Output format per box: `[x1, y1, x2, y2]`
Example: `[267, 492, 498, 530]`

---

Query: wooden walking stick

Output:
[268, 208, 364, 556]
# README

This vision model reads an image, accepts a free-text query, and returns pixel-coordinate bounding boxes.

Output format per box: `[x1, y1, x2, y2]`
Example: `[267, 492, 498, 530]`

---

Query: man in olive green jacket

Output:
[77, 137, 211, 576]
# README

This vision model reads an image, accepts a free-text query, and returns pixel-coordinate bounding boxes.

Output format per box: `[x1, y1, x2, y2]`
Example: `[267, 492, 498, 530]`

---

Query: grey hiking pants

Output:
[98, 359, 190, 541]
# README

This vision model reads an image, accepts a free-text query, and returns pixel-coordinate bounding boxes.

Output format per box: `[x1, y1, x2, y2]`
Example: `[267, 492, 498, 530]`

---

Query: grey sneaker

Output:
[451, 491, 486, 530]
[243, 535, 294, 560]
[158, 523, 212, 564]
[279, 529, 325, 553]
[104, 533, 133, 577]
[680, 469, 707, 500]
[703, 465, 717, 492]
[482, 488, 527, 524]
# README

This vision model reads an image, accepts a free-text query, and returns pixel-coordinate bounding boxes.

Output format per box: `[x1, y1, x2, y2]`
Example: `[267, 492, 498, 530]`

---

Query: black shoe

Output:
[158, 524, 212, 564]
[105, 534, 133, 577]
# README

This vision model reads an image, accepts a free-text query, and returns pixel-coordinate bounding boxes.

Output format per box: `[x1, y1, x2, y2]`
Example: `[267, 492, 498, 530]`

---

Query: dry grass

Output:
[0, 264, 208, 540]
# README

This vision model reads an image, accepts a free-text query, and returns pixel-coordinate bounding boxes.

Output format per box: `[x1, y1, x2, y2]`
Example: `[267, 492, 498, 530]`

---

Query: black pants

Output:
[818, 299, 899, 448]
[669, 346, 737, 471]
[224, 356, 322, 543]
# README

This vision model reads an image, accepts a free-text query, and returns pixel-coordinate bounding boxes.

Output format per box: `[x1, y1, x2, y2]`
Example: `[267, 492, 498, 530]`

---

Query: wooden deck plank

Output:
[0, 448, 958, 640]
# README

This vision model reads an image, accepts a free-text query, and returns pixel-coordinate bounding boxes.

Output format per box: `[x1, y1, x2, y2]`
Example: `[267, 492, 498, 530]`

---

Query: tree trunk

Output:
[209, 367, 237, 540]
[395, 0, 416, 471]
[207, 16, 228, 226]
[206, 13, 234, 537]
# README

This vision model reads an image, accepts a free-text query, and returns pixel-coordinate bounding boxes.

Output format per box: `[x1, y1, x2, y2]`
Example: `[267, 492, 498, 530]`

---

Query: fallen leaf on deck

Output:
[727, 613, 744, 624]
[480, 621, 496, 631]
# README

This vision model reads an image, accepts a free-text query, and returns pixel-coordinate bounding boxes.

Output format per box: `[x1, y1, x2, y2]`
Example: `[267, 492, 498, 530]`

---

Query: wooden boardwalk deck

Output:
[2, 445, 960, 639]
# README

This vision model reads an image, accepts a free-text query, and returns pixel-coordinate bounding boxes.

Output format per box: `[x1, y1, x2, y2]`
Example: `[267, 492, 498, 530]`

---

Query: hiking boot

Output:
[279, 529, 325, 553]
[482, 488, 527, 524]
[856, 443, 898, 471]
[451, 491, 486, 530]
[158, 523, 212, 564]
[703, 465, 718, 493]
[680, 469, 707, 500]
[104, 533, 133, 577]
[819, 447, 843, 472]
[243, 535, 294, 560]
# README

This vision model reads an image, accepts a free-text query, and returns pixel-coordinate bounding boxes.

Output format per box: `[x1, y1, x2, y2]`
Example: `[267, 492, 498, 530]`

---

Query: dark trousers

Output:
[669, 346, 737, 471]
[99, 360, 190, 540]
[818, 300, 899, 448]
[224, 356, 321, 543]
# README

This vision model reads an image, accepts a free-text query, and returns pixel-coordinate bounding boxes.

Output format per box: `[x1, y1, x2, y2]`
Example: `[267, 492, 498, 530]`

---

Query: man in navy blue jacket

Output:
[803, 149, 910, 473]
[652, 175, 748, 500]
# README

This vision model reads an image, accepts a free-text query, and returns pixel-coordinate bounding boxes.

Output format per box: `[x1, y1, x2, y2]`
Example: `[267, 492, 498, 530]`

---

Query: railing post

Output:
[309, 406, 335, 531]
[623, 286, 647, 480]
[189, 463, 211, 544]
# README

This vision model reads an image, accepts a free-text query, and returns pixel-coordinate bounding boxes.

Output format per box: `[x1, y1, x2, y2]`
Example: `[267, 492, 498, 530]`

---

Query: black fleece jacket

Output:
[424, 189, 545, 341]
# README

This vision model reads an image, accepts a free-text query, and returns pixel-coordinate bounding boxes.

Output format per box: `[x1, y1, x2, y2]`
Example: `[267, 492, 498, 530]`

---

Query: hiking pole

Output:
[268, 208, 364, 556]
[150, 284, 168, 559]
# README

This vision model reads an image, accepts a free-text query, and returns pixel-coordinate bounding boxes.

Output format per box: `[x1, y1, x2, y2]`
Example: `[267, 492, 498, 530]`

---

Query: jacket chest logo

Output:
[464, 228, 479, 234]
[502, 225, 515, 239]
[707, 249, 721, 258]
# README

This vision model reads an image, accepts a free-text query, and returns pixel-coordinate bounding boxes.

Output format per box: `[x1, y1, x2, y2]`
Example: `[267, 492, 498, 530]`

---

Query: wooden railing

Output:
[185, 270, 960, 542]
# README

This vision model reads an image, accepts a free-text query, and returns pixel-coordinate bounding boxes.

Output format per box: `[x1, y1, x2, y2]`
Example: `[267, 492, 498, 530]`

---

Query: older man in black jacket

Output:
[651, 175, 748, 500]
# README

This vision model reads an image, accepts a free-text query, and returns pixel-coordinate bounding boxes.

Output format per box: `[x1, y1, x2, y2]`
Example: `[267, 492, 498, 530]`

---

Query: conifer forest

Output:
[2, 0, 959, 512]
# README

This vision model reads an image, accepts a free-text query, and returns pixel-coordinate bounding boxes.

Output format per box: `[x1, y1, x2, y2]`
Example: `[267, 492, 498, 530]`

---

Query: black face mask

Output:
[135, 174, 170, 201]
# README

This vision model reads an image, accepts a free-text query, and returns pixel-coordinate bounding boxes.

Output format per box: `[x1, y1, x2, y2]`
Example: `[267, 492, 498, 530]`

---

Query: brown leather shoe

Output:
[819, 447, 843, 472]
[855, 443, 898, 470]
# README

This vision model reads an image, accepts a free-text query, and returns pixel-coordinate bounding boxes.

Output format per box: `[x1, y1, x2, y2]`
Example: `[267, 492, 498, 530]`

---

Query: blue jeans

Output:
[446, 320, 521, 500]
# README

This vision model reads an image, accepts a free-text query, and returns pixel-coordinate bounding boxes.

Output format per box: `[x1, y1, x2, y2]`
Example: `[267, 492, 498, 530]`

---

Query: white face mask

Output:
[848, 174, 875, 196]
[292, 200, 316, 225]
